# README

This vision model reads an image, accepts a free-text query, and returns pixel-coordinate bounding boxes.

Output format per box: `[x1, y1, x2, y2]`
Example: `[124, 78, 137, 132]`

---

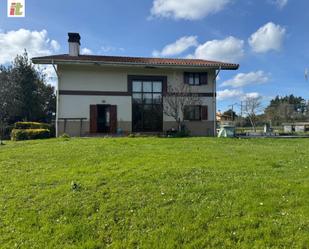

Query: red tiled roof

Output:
[32, 54, 239, 70]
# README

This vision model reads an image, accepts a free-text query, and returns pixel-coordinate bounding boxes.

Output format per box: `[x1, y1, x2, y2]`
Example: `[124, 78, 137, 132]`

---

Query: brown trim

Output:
[164, 92, 216, 97]
[198, 93, 215, 97]
[110, 105, 117, 134]
[59, 90, 131, 96]
[201, 106, 208, 121]
[90, 105, 98, 133]
[59, 90, 216, 97]
[128, 75, 168, 95]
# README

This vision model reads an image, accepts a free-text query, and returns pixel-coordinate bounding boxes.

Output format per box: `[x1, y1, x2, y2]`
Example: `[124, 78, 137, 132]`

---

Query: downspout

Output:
[213, 66, 222, 136]
[52, 60, 60, 137]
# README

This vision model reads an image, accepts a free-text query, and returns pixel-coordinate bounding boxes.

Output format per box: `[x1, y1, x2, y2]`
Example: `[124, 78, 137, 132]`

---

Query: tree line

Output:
[222, 95, 309, 130]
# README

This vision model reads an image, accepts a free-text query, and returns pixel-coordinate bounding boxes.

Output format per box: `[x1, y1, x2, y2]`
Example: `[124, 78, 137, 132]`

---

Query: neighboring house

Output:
[216, 112, 233, 122]
[32, 33, 239, 137]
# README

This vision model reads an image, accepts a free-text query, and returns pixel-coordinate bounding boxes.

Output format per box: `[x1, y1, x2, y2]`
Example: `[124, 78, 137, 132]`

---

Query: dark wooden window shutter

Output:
[184, 72, 189, 84]
[201, 106, 208, 120]
[110, 105, 117, 134]
[200, 73, 208, 85]
[90, 105, 98, 133]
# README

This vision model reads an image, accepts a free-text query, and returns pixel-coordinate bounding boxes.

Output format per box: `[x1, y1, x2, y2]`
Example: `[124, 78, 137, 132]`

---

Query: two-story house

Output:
[32, 33, 239, 137]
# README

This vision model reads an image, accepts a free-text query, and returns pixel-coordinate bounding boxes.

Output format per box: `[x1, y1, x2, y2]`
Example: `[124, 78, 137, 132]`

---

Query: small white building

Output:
[32, 33, 239, 137]
[283, 123, 309, 133]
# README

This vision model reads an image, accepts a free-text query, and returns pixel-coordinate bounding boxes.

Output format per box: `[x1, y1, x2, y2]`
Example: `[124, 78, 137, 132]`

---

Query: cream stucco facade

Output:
[56, 64, 217, 136]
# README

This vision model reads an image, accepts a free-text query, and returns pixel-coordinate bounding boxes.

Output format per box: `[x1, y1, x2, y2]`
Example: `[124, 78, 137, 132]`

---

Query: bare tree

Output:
[243, 96, 263, 132]
[163, 84, 202, 131]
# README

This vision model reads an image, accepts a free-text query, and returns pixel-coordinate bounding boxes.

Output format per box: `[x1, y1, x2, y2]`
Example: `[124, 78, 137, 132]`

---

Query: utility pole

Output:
[239, 101, 243, 127]
[240, 101, 243, 118]
[228, 103, 238, 121]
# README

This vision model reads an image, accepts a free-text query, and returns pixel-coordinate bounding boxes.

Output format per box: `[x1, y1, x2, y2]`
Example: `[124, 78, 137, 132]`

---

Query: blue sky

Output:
[1, 0, 309, 112]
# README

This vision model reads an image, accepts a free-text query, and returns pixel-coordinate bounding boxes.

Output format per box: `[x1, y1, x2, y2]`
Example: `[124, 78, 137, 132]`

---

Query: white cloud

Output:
[217, 89, 260, 101]
[153, 35, 244, 62]
[244, 92, 260, 99]
[81, 47, 93, 54]
[217, 89, 243, 100]
[50, 40, 60, 51]
[221, 71, 270, 88]
[270, 0, 288, 9]
[0, 29, 60, 64]
[193, 36, 244, 62]
[150, 0, 230, 20]
[152, 36, 198, 57]
[248, 22, 286, 53]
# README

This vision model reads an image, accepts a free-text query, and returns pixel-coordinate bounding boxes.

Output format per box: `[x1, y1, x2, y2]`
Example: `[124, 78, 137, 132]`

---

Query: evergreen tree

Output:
[264, 95, 307, 125]
[0, 51, 56, 141]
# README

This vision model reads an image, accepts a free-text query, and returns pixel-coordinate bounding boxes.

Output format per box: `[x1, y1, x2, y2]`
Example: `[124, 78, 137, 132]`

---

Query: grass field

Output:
[0, 137, 309, 249]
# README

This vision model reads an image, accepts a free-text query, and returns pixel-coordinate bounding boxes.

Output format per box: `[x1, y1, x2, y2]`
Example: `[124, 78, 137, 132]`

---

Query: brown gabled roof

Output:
[32, 54, 239, 70]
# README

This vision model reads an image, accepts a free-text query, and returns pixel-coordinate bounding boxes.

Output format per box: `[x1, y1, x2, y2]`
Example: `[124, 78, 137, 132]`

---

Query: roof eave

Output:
[31, 58, 239, 70]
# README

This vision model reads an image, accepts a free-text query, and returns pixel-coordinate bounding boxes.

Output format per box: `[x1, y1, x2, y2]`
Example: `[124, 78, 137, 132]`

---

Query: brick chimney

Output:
[68, 33, 80, 56]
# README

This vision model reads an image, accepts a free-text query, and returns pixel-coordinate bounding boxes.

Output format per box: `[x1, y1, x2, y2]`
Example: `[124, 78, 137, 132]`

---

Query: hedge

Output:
[11, 129, 50, 141]
[14, 122, 51, 130]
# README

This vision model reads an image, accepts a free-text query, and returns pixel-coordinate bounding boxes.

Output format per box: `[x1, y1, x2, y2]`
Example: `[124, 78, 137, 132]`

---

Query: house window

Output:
[131, 79, 163, 132]
[184, 106, 201, 121]
[184, 72, 208, 85]
[132, 81, 163, 105]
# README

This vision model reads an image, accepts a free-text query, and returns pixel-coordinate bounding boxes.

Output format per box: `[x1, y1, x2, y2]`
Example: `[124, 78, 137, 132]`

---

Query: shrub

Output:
[166, 129, 190, 138]
[175, 129, 190, 137]
[11, 129, 50, 141]
[11, 122, 53, 140]
[14, 122, 51, 130]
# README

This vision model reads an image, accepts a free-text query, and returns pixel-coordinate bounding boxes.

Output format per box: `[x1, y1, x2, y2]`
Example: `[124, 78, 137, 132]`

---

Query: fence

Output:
[0, 125, 14, 140]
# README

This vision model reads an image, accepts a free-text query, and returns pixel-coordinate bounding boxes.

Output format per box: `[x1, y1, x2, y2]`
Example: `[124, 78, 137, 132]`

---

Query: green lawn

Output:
[0, 138, 309, 249]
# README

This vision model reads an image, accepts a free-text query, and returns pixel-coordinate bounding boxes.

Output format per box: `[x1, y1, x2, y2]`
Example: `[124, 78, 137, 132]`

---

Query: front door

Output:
[90, 105, 117, 133]
[97, 105, 110, 133]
